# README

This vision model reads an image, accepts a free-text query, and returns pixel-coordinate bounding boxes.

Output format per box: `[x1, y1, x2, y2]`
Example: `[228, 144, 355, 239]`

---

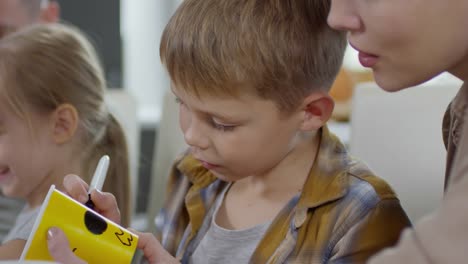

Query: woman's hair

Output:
[0, 23, 132, 226]
[160, 0, 346, 114]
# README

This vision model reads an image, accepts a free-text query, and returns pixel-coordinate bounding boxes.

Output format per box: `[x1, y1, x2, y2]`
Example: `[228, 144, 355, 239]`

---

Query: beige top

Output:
[369, 82, 468, 263]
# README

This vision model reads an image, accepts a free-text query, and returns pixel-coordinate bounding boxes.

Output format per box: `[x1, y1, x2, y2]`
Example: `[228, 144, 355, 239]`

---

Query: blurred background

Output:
[59, 0, 462, 231]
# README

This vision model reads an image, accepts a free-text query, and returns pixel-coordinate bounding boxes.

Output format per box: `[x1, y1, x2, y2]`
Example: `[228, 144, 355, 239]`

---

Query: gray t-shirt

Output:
[190, 186, 271, 264]
[3, 206, 40, 243]
[0, 194, 24, 242]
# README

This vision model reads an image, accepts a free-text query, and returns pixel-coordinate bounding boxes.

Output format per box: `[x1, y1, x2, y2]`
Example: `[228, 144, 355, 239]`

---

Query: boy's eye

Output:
[211, 120, 236, 132]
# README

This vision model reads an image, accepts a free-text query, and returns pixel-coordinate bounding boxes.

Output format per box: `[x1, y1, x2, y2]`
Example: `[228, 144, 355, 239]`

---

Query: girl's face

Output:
[0, 100, 62, 207]
[328, 0, 468, 91]
[0, 0, 34, 38]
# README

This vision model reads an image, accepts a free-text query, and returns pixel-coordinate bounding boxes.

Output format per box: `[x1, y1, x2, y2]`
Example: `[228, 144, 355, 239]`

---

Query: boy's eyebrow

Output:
[205, 111, 240, 123]
[170, 88, 242, 122]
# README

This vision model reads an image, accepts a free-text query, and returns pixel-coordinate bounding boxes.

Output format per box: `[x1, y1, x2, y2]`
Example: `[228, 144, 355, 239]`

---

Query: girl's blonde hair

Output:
[0, 23, 132, 226]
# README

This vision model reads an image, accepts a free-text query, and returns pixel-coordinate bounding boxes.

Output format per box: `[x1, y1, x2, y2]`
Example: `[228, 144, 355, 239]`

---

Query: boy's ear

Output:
[51, 103, 79, 144]
[299, 92, 334, 131]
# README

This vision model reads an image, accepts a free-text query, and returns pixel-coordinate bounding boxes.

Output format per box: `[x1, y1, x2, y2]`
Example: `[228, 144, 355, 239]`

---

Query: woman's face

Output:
[328, 0, 468, 91]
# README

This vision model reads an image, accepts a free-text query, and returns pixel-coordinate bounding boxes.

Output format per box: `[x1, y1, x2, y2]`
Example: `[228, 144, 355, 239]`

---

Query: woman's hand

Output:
[62, 174, 121, 223]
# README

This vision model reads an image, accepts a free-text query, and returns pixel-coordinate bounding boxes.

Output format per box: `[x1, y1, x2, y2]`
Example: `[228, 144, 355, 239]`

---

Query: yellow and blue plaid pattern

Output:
[155, 125, 411, 263]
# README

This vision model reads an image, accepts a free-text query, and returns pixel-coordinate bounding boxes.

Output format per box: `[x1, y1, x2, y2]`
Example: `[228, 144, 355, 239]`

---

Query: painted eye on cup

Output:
[84, 210, 108, 235]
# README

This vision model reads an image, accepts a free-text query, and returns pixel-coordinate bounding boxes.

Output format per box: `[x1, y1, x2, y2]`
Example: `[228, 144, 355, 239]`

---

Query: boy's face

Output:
[328, 0, 468, 91]
[172, 86, 306, 182]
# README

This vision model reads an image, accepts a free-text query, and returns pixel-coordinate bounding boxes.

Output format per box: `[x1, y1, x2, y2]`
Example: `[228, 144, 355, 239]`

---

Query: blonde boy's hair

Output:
[160, 0, 346, 113]
[0, 23, 132, 226]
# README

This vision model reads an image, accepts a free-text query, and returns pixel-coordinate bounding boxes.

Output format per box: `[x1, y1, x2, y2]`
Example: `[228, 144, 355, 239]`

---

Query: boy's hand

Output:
[130, 229, 180, 264]
[47, 227, 87, 264]
[63, 174, 121, 224]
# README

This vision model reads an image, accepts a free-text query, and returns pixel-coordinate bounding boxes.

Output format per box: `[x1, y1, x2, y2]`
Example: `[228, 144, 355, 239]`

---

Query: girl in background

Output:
[0, 23, 131, 259]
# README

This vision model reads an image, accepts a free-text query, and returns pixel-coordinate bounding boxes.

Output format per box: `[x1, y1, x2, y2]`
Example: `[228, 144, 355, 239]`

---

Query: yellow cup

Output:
[21, 185, 138, 264]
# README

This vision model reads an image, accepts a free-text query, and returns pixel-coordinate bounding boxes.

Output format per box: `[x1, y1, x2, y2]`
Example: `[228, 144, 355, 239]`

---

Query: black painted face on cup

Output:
[84, 210, 108, 235]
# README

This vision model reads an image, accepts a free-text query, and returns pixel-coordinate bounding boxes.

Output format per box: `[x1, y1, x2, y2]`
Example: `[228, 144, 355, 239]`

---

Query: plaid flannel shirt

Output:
[155, 125, 411, 263]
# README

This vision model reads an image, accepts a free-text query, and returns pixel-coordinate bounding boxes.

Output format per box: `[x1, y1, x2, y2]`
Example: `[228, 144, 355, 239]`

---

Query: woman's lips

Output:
[358, 51, 379, 68]
[350, 43, 379, 68]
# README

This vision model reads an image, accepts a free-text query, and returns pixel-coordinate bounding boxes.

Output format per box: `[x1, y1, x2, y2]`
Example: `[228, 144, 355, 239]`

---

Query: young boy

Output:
[152, 0, 410, 263]
[47, 0, 410, 263]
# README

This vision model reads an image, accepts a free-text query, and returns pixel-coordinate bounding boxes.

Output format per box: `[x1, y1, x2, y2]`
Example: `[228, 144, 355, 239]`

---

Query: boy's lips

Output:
[197, 159, 220, 170]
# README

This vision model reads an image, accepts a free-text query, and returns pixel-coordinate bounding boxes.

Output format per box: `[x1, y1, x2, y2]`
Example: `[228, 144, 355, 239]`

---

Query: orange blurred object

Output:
[329, 68, 354, 121]
[330, 68, 355, 103]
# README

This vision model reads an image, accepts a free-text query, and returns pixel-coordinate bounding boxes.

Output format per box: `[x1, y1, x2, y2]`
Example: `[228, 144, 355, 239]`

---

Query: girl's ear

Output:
[51, 103, 79, 144]
[299, 92, 334, 131]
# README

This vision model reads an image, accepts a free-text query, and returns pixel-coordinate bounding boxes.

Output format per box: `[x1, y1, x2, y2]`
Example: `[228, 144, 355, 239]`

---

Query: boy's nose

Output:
[327, 0, 361, 32]
[183, 119, 209, 150]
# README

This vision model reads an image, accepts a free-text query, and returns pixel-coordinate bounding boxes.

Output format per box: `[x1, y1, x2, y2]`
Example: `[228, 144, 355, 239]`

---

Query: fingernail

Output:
[47, 227, 57, 240]
[79, 194, 89, 204]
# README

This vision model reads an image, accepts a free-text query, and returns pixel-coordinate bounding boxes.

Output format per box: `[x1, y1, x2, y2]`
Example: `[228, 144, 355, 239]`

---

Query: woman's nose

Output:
[327, 0, 361, 32]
